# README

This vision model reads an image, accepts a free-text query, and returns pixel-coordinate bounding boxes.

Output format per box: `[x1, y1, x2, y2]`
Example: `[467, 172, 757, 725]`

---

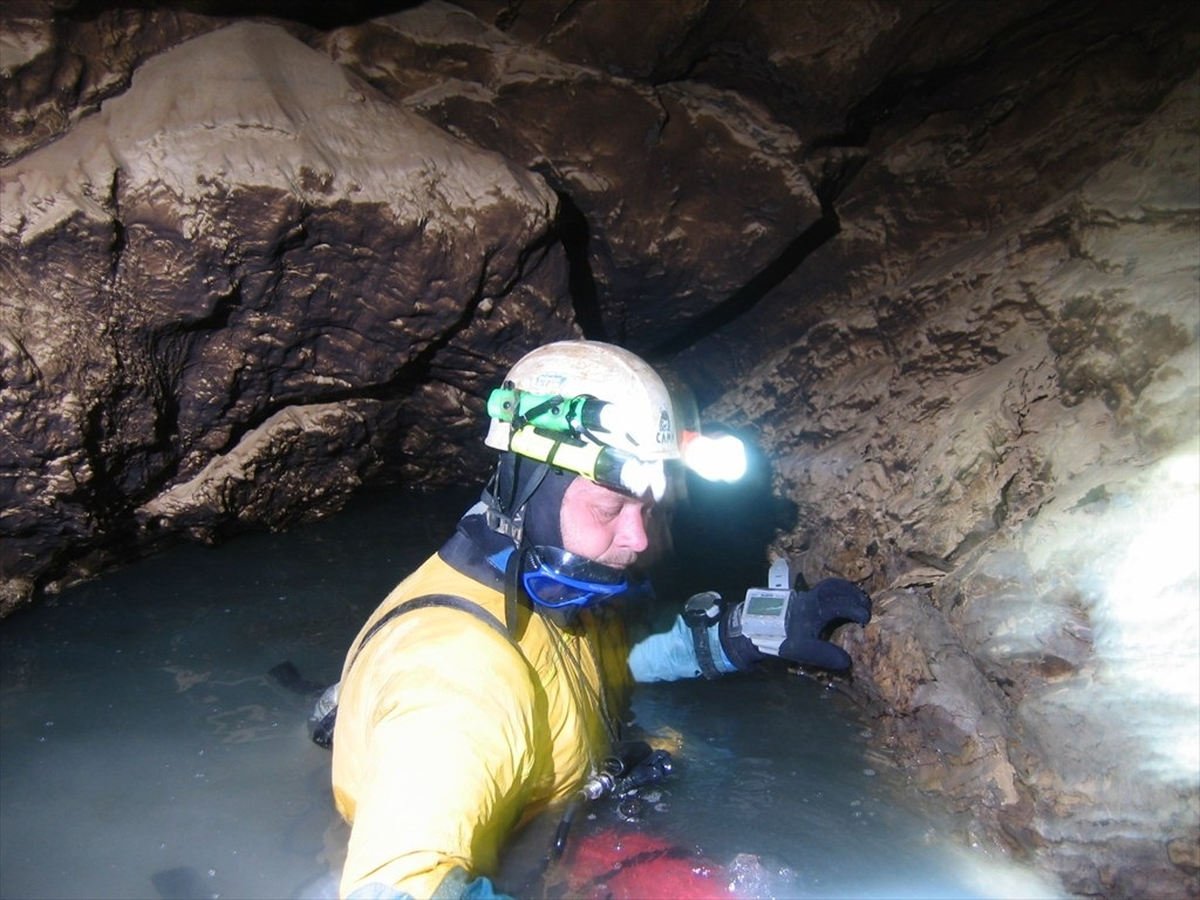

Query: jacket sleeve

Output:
[335, 607, 545, 899]
[626, 613, 738, 682]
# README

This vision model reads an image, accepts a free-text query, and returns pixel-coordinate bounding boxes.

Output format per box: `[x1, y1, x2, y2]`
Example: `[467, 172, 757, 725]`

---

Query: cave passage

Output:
[0, 487, 1063, 900]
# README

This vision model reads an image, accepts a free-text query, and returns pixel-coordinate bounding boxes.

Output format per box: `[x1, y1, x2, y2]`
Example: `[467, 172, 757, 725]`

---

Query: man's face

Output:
[559, 477, 653, 569]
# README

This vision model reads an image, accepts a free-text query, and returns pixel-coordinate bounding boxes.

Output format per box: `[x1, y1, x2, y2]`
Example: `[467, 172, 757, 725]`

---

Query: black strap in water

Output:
[311, 594, 518, 749]
[574, 845, 696, 895]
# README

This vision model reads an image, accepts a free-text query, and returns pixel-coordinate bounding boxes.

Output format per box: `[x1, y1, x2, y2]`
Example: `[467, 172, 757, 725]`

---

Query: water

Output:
[1, 486, 1062, 900]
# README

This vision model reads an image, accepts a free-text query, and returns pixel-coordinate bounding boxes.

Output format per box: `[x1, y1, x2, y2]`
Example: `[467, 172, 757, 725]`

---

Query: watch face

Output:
[685, 592, 719, 616]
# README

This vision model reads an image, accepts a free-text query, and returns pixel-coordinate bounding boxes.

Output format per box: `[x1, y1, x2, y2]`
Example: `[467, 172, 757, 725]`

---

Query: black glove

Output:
[720, 578, 872, 672]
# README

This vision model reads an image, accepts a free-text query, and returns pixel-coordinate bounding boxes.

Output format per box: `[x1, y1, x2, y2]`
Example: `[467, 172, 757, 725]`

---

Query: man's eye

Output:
[595, 504, 623, 521]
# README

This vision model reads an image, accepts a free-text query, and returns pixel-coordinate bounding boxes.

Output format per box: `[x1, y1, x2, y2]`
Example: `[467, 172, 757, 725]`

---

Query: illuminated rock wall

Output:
[707, 76, 1199, 895]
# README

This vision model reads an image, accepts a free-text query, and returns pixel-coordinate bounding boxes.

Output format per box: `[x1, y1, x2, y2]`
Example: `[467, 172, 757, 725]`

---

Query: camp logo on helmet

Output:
[655, 408, 674, 445]
[530, 372, 568, 393]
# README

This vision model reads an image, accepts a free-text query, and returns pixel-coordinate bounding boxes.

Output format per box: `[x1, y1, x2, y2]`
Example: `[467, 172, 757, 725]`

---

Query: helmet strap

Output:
[483, 453, 551, 637]
[483, 453, 551, 544]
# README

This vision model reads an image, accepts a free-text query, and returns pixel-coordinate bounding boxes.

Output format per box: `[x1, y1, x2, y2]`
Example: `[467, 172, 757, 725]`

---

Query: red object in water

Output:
[564, 829, 727, 899]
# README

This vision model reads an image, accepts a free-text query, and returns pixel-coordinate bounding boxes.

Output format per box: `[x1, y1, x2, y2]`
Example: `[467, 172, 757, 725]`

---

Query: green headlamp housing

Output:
[487, 388, 610, 438]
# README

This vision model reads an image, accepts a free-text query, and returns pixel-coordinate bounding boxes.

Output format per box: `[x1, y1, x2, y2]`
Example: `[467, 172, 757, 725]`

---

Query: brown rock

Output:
[0, 3, 222, 163]
[322, 2, 823, 352]
[1, 20, 575, 608]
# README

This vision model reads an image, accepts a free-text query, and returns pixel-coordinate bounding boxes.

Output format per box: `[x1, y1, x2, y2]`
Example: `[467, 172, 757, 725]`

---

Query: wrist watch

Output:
[683, 591, 723, 679]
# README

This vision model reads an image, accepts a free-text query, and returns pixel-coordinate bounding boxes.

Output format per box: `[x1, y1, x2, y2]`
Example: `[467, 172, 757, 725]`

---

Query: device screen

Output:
[745, 593, 786, 616]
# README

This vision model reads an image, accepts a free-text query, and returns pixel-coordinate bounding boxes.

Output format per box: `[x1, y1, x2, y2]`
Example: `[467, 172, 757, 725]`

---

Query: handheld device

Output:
[729, 557, 795, 655]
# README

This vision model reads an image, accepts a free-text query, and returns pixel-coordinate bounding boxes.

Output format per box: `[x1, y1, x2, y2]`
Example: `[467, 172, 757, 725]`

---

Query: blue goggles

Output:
[521, 545, 629, 609]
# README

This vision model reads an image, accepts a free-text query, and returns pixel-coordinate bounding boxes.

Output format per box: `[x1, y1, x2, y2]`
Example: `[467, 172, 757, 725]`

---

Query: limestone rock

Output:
[0, 20, 575, 609]
[711, 72, 1200, 898]
[0, 3, 221, 164]
[321, 1, 823, 352]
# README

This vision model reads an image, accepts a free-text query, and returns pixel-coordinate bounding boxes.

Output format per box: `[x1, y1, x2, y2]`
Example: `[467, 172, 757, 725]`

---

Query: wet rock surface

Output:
[320, 2, 824, 351]
[2, 18, 575, 593]
[2, 2, 1198, 897]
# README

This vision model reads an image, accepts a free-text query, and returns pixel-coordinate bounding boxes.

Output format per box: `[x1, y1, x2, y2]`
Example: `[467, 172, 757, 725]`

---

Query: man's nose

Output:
[616, 505, 649, 553]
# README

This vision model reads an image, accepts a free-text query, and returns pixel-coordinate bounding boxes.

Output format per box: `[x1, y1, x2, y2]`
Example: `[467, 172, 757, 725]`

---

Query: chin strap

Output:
[482, 455, 552, 639]
[482, 456, 551, 544]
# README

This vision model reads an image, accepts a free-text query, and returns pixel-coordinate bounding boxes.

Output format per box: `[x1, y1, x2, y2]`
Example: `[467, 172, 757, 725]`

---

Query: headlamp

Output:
[488, 387, 747, 493]
[508, 425, 667, 500]
[490, 385, 666, 498]
[488, 388, 626, 439]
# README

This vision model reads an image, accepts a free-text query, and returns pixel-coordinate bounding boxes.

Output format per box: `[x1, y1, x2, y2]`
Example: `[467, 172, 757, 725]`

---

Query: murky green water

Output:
[0, 486, 1061, 899]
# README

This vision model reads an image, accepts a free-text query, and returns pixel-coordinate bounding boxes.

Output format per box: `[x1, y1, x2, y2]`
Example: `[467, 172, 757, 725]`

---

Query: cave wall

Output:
[1, 13, 581, 604]
[2, 1, 1198, 897]
[707, 75, 1200, 895]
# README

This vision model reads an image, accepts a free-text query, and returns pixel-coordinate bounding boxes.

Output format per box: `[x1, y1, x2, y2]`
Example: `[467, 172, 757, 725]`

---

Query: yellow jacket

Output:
[331, 540, 632, 898]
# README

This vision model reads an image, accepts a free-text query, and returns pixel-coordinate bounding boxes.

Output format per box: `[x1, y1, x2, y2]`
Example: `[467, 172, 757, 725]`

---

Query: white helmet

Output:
[485, 341, 681, 499]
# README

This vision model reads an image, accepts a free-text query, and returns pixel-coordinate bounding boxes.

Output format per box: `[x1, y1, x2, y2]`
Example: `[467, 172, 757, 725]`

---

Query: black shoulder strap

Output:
[346, 593, 516, 674]
[309, 593, 518, 750]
